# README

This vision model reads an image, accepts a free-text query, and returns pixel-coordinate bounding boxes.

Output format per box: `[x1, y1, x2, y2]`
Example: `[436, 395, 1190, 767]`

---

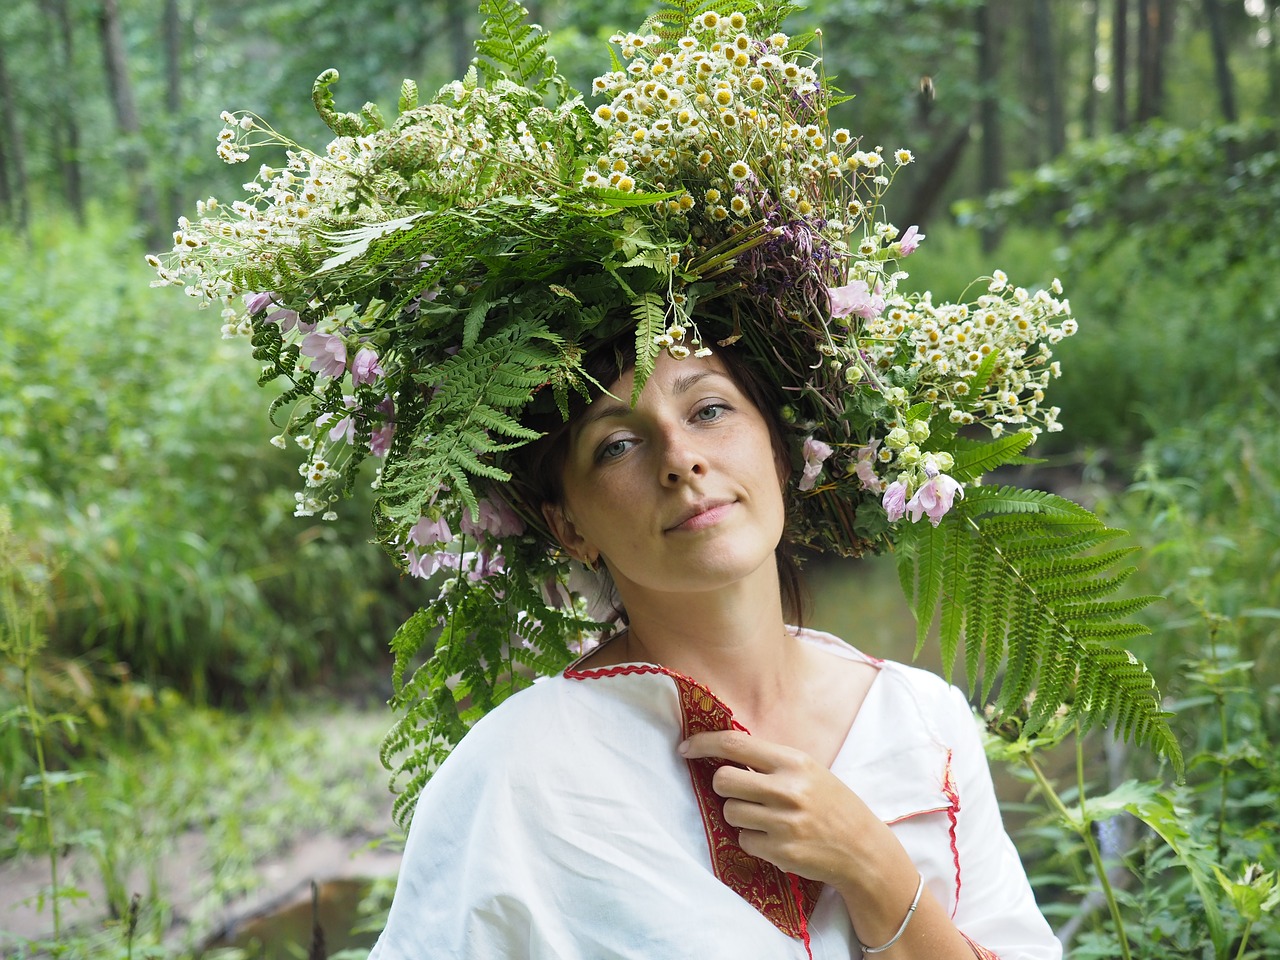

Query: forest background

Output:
[1, 0, 1278, 957]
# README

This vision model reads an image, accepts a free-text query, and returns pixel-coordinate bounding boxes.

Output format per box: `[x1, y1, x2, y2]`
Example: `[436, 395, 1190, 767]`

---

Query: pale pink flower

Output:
[319, 396, 358, 444]
[370, 395, 396, 457]
[898, 225, 924, 256]
[461, 497, 526, 540]
[300, 331, 347, 378]
[408, 516, 452, 547]
[244, 291, 277, 314]
[351, 347, 385, 386]
[906, 473, 964, 526]
[828, 279, 885, 320]
[798, 437, 834, 492]
[882, 478, 910, 522]
[854, 440, 884, 493]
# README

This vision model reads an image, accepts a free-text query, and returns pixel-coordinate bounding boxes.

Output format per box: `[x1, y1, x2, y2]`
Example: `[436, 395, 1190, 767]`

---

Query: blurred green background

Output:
[2, 1, 1278, 957]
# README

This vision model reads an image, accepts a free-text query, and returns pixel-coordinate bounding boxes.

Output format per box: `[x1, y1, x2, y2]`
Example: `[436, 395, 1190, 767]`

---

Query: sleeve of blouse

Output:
[941, 683, 1063, 960]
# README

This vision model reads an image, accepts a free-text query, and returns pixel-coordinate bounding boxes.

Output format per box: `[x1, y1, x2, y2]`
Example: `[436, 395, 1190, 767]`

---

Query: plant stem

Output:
[1026, 747, 1132, 960]
[23, 648, 61, 940]
[1236, 920, 1253, 960]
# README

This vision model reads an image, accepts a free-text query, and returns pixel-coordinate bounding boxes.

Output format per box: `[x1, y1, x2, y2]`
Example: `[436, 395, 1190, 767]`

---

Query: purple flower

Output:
[882, 478, 910, 522]
[460, 498, 526, 540]
[798, 437, 834, 492]
[854, 441, 884, 493]
[300, 332, 347, 378]
[245, 291, 277, 314]
[906, 473, 965, 526]
[464, 548, 507, 582]
[408, 516, 452, 547]
[828, 279, 885, 320]
[322, 396, 358, 444]
[368, 395, 396, 457]
[351, 347, 385, 386]
[898, 225, 925, 256]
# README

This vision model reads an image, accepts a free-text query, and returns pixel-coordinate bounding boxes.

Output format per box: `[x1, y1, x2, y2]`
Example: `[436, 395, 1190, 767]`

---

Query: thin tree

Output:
[1201, 0, 1238, 123]
[1270, 0, 1280, 114]
[1136, 0, 1173, 123]
[163, 0, 183, 228]
[98, 0, 160, 241]
[1112, 0, 1130, 132]
[43, 0, 85, 223]
[975, 0, 1002, 252]
[1029, 0, 1066, 159]
[1082, 0, 1101, 139]
[0, 35, 30, 232]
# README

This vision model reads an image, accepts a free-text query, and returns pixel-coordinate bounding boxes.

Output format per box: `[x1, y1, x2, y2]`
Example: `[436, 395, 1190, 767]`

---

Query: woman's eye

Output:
[598, 438, 632, 461]
[695, 403, 726, 421]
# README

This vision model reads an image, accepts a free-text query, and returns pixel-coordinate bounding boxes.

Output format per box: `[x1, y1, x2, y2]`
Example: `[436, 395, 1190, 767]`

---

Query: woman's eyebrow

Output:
[573, 370, 730, 435]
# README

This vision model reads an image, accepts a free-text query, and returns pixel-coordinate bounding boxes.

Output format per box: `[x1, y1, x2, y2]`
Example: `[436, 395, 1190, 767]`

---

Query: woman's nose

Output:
[659, 430, 706, 485]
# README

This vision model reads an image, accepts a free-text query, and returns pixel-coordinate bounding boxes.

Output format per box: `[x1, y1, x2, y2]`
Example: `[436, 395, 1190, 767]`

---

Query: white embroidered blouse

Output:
[368, 629, 1062, 959]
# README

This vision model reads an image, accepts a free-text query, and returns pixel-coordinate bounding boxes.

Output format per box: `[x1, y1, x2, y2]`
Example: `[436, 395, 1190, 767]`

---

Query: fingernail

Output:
[677, 739, 691, 756]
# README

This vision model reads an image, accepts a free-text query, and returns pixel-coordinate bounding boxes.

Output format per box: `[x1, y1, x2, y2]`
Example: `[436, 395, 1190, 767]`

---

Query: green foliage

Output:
[2, 686, 392, 957]
[475, 0, 563, 96]
[0, 212, 415, 697]
[378, 323, 557, 532]
[381, 561, 601, 828]
[960, 121, 1280, 454]
[897, 482, 1177, 769]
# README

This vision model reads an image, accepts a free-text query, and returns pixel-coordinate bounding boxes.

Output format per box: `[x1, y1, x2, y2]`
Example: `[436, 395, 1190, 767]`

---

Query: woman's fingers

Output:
[679, 729, 799, 772]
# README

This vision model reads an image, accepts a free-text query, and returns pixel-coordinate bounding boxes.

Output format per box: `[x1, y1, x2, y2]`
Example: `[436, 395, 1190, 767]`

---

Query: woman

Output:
[368, 346, 1061, 959]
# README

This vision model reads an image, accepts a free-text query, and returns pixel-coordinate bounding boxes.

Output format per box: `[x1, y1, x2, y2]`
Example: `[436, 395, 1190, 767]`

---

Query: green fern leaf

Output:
[630, 292, 666, 405]
[475, 0, 559, 95]
[901, 486, 1180, 771]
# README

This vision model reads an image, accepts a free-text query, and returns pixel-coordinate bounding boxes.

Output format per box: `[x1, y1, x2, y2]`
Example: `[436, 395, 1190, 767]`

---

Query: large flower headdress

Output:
[154, 0, 1178, 821]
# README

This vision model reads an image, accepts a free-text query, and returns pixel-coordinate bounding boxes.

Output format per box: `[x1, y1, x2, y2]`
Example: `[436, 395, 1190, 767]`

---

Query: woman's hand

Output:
[678, 728, 893, 889]
[679, 729, 978, 959]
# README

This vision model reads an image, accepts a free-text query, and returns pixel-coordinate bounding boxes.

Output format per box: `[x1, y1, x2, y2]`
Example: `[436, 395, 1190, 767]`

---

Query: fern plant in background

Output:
[153, 0, 1179, 817]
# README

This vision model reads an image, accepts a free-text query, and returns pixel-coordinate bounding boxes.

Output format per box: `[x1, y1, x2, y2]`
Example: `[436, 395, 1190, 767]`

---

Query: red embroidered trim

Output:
[565, 662, 820, 955]
[960, 931, 1002, 959]
[942, 748, 962, 918]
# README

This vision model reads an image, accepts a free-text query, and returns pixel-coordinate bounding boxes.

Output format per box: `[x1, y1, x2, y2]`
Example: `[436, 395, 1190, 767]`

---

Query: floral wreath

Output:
[153, 0, 1178, 821]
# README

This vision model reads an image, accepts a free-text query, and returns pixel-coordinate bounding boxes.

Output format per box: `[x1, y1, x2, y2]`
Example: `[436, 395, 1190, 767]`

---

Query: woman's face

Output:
[545, 350, 788, 604]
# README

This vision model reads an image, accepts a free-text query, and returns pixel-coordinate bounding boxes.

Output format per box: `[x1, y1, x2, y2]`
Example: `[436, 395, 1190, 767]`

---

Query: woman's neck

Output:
[614, 566, 801, 722]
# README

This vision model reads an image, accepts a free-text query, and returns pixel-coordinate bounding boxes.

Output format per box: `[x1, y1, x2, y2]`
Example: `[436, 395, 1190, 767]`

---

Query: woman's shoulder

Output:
[796, 626, 974, 731]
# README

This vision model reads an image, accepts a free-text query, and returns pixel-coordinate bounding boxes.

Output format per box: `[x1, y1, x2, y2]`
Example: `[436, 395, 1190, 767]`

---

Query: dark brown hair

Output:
[508, 328, 808, 626]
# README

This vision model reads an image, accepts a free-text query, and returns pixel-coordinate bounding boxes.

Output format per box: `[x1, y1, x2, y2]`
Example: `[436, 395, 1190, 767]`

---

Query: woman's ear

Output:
[542, 502, 598, 566]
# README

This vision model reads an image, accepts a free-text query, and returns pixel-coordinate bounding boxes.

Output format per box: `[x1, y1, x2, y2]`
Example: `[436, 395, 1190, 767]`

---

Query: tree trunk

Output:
[1029, 0, 1066, 159]
[97, 0, 160, 240]
[1136, 0, 1172, 123]
[1270, 0, 1280, 116]
[163, 0, 183, 228]
[900, 124, 970, 229]
[1201, 0, 1238, 123]
[447, 3, 471, 82]
[975, 0, 1003, 252]
[1082, 0, 1101, 139]
[1112, 0, 1129, 132]
[0, 37, 30, 231]
[43, 0, 85, 222]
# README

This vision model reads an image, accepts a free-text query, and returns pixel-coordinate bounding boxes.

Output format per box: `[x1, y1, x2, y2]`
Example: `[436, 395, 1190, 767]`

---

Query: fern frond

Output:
[949, 432, 1036, 482]
[896, 488, 1180, 771]
[630, 292, 666, 405]
[377, 323, 558, 530]
[475, 0, 559, 95]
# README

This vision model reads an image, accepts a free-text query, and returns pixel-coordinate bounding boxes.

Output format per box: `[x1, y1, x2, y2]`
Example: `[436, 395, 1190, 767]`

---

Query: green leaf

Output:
[899, 487, 1181, 771]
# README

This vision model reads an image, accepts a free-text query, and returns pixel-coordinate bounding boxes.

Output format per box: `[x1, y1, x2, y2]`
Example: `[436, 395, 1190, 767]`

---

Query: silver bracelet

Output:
[861, 873, 925, 955]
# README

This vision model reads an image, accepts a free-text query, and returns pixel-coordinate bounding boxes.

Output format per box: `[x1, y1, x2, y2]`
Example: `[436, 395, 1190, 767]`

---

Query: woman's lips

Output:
[669, 501, 734, 532]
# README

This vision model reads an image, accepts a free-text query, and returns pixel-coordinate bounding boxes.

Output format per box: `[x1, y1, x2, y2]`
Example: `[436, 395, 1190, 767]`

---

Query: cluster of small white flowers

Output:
[582, 12, 910, 237]
[857, 273, 1076, 444]
[152, 90, 575, 318]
